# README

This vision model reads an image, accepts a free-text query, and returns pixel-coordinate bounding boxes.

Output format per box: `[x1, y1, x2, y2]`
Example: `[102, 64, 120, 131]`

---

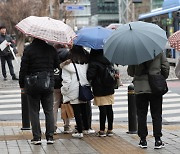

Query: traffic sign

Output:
[66, 5, 84, 11]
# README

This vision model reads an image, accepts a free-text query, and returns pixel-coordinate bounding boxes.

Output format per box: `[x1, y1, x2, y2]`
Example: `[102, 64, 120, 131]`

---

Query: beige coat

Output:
[127, 52, 170, 94]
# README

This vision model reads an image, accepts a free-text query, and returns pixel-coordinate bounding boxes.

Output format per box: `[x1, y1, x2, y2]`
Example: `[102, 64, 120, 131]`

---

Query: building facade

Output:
[133, 0, 151, 21]
[139, 0, 180, 63]
[90, 0, 119, 27]
[60, 0, 91, 30]
[151, 0, 163, 10]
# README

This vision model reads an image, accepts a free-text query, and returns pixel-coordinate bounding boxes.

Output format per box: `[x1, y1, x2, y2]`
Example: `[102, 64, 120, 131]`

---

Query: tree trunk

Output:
[16, 33, 25, 57]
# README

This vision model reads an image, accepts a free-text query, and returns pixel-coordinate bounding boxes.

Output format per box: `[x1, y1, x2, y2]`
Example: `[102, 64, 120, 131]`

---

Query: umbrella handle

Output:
[129, 24, 132, 30]
[154, 50, 156, 57]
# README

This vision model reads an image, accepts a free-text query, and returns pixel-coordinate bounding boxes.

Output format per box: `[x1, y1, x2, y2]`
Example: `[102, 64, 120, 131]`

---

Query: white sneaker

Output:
[47, 137, 55, 144]
[31, 139, 41, 145]
[47, 139, 55, 144]
[88, 129, 96, 134]
[83, 129, 96, 134]
[72, 133, 83, 138]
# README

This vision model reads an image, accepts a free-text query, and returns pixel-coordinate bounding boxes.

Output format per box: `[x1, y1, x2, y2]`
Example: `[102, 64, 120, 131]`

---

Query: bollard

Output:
[21, 90, 31, 130]
[127, 84, 137, 134]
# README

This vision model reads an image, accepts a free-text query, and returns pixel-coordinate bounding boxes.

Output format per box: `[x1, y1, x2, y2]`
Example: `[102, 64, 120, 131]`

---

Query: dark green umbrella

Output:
[103, 21, 167, 66]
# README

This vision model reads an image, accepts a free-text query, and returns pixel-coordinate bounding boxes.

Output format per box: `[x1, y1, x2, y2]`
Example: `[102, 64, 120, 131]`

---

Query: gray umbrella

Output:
[103, 21, 167, 66]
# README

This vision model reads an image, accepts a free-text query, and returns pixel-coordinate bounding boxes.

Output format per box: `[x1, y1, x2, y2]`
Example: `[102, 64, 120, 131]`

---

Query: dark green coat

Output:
[127, 52, 170, 94]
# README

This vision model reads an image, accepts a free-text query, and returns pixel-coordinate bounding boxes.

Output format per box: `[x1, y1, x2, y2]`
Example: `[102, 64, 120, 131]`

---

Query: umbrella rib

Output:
[104, 21, 167, 65]
[15, 16, 76, 44]
[133, 32, 155, 62]
[136, 29, 167, 42]
[135, 30, 167, 53]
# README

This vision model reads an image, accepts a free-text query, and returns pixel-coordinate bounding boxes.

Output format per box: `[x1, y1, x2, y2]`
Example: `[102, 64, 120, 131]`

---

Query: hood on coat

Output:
[63, 62, 76, 73]
[57, 48, 70, 63]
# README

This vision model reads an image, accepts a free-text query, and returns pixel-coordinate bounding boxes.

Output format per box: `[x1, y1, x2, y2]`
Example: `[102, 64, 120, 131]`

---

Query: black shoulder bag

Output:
[144, 62, 168, 95]
[24, 52, 52, 95]
[72, 62, 94, 101]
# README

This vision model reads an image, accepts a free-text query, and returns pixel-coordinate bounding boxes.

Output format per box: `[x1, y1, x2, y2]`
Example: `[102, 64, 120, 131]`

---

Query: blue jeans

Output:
[27, 92, 54, 140]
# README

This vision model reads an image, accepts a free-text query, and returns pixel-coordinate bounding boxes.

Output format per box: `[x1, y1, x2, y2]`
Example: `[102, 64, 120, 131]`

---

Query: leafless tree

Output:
[50, 0, 60, 19]
[0, 0, 56, 56]
[0, 0, 71, 56]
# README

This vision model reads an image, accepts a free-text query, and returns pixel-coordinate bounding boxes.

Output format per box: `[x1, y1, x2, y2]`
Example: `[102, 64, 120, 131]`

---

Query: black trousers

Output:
[0, 56, 15, 78]
[98, 105, 114, 131]
[136, 93, 163, 139]
[86, 101, 92, 129]
[72, 103, 89, 133]
[27, 92, 54, 140]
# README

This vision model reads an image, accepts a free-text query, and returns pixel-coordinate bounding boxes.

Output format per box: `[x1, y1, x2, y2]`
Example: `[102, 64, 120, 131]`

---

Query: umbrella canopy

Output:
[73, 26, 113, 49]
[15, 16, 76, 44]
[104, 21, 168, 66]
[168, 30, 180, 51]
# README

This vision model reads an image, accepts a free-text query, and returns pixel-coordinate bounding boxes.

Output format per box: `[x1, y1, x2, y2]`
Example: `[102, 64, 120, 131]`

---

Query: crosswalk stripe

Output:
[0, 94, 21, 99]
[0, 94, 179, 103]
[0, 86, 180, 122]
[0, 99, 21, 103]
[163, 117, 180, 122]
[162, 109, 180, 114]
[0, 104, 21, 108]
[0, 90, 21, 93]
[163, 93, 180, 97]
[0, 103, 179, 112]
[2, 97, 180, 103]
[0, 109, 44, 115]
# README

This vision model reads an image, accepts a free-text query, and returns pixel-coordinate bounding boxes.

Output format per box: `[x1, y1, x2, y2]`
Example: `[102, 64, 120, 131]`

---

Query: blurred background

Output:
[0, 0, 179, 65]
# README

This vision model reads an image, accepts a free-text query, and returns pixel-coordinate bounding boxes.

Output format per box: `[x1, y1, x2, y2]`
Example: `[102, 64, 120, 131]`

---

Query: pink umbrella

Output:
[15, 16, 76, 45]
[168, 30, 180, 51]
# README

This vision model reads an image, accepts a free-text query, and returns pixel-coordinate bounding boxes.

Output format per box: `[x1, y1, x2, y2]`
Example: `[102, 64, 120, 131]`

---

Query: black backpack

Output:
[102, 64, 118, 88]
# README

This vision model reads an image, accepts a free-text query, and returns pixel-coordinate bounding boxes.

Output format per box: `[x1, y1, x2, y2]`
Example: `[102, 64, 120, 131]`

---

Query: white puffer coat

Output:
[61, 62, 89, 104]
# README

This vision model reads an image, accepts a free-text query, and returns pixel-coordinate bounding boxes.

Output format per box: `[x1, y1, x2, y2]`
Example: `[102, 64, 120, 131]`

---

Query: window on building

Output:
[152, 0, 163, 10]
[104, 0, 115, 2]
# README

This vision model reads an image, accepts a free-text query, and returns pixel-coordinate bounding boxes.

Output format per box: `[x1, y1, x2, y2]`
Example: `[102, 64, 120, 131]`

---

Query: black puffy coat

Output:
[87, 50, 115, 96]
[19, 39, 59, 88]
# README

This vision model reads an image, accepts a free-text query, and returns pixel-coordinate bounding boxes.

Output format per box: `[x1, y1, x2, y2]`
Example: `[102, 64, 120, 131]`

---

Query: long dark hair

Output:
[70, 45, 89, 64]
[89, 49, 103, 57]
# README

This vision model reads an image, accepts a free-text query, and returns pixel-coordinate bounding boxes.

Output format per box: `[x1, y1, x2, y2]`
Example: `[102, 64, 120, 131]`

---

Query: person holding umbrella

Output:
[103, 21, 170, 148]
[16, 16, 76, 144]
[127, 52, 170, 149]
[87, 49, 115, 137]
[19, 38, 59, 145]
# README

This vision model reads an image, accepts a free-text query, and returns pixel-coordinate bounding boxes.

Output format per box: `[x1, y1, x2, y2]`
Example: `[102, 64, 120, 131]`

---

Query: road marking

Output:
[0, 87, 180, 122]
[0, 99, 21, 103]
[0, 109, 43, 115]
[0, 90, 20, 93]
[0, 94, 21, 99]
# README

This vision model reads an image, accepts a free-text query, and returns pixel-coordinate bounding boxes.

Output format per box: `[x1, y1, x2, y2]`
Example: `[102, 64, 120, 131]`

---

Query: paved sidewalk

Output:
[0, 121, 180, 154]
